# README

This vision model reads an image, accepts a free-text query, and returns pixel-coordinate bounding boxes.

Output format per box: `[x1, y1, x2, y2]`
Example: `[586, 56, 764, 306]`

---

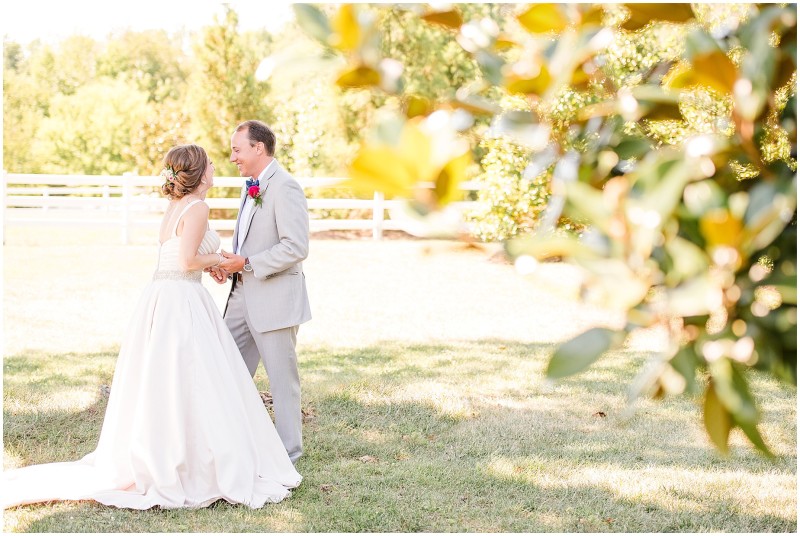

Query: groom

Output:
[216, 119, 311, 464]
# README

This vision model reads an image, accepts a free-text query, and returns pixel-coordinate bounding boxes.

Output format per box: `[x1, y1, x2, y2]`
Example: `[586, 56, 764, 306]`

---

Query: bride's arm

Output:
[177, 202, 222, 271]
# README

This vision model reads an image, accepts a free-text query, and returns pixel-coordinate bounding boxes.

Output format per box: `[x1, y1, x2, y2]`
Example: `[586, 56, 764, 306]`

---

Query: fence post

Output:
[372, 191, 384, 240]
[1, 170, 6, 245]
[102, 183, 110, 211]
[121, 173, 132, 245]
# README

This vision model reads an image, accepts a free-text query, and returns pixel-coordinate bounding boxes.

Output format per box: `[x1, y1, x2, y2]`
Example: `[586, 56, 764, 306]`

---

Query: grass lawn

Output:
[3, 227, 797, 532]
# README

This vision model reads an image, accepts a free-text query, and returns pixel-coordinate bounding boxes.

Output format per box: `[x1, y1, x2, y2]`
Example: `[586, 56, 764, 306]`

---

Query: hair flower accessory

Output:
[160, 164, 178, 184]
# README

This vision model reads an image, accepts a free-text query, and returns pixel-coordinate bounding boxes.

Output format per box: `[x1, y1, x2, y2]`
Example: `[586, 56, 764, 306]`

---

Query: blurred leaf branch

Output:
[288, 3, 797, 455]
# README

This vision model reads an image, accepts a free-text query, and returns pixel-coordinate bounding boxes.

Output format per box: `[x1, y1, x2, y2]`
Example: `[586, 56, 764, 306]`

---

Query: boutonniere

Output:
[246, 179, 263, 207]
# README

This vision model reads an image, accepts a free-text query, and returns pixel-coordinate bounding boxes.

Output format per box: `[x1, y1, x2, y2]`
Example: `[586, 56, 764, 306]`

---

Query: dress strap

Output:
[172, 199, 203, 237]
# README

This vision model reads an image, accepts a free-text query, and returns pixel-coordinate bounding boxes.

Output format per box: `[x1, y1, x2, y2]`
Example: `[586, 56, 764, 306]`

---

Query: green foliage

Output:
[468, 135, 550, 241]
[3, 61, 49, 172]
[267, 26, 354, 177]
[186, 7, 273, 177]
[377, 6, 487, 101]
[36, 78, 149, 175]
[293, 2, 797, 456]
[96, 30, 189, 103]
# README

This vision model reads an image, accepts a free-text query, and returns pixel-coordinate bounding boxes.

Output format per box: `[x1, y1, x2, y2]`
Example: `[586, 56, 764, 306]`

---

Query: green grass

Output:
[4, 341, 796, 532]
[3, 229, 796, 531]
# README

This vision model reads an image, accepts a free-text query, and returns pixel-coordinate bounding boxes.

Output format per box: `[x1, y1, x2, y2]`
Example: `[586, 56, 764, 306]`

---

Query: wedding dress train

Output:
[3, 201, 301, 509]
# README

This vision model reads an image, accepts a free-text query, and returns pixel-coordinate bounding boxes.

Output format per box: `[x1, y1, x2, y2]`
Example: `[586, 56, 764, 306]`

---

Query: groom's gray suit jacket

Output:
[227, 161, 312, 332]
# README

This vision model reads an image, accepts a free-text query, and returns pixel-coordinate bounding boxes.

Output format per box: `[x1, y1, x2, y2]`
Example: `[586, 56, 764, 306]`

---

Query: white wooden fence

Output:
[2, 173, 480, 243]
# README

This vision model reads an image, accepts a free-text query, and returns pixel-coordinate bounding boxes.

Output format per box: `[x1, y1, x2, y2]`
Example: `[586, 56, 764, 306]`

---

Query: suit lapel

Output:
[239, 161, 280, 248]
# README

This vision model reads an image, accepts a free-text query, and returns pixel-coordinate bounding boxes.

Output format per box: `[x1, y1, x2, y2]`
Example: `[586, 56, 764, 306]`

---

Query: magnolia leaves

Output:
[621, 3, 695, 31]
[293, 4, 400, 92]
[347, 114, 472, 209]
[705, 361, 772, 457]
[665, 52, 738, 96]
[665, 8, 797, 123]
[516, 4, 605, 34]
[547, 327, 625, 379]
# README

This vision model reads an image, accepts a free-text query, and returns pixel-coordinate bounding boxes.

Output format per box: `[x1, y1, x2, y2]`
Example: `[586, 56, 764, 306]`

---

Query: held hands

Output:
[218, 250, 247, 273]
[204, 265, 229, 284]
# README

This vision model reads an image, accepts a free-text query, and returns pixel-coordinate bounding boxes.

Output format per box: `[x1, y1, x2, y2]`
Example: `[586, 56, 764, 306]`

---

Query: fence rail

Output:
[2, 173, 481, 243]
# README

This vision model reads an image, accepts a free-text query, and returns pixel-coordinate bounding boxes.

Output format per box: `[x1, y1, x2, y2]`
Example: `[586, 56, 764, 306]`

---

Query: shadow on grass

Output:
[3, 341, 796, 532]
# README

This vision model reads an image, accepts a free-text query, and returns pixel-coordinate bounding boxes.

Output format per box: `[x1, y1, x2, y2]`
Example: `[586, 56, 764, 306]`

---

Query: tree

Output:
[96, 29, 190, 103]
[186, 6, 272, 176]
[36, 78, 149, 174]
[292, 3, 797, 455]
[3, 40, 50, 173]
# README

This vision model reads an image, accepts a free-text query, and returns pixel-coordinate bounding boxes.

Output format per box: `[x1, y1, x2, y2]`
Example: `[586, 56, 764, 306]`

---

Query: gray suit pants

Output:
[224, 281, 303, 463]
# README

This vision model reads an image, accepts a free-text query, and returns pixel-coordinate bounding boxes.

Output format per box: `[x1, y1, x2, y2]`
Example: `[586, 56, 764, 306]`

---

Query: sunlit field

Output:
[3, 226, 796, 532]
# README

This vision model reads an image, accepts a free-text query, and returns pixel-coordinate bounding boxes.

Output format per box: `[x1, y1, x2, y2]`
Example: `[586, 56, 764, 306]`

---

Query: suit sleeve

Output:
[249, 178, 309, 278]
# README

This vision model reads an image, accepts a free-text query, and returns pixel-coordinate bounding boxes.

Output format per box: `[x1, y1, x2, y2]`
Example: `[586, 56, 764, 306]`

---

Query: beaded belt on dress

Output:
[153, 270, 202, 283]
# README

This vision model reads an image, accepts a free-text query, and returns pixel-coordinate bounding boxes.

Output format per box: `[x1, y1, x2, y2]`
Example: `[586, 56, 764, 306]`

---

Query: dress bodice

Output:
[155, 200, 220, 280]
[157, 230, 221, 272]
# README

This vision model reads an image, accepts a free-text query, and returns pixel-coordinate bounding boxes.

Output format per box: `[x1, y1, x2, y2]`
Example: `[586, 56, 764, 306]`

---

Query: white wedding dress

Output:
[2, 201, 302, 509]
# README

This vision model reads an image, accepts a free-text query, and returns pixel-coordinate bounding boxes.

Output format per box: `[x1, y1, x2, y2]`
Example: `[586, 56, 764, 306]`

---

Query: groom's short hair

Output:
[236, 120, 276, 156]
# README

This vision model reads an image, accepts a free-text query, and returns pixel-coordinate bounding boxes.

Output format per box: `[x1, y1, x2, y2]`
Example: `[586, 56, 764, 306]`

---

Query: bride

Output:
[2, 144, 301, 510]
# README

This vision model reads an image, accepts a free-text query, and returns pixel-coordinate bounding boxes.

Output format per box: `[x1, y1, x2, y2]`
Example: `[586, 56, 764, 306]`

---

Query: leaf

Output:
[405, 95, 433, 118]
[570, 66, 591, 90]
[664, 52, 739, 96]
[506, 233, 604, 262]
[580, 5, 605, 27]
[547, 327, 623, 379]
[493, 111, 551, 150]
[692, 51, 739, 95]
[741, 178, 797, 254]
[734, 417, 775, 458]
[347, 119, 468, 202]
[704, 382, 732, 455]
[665, 274, 722, 317]
[435, 150, 472, 206]
[564, 181, 612, 233]
[347, 147, 418, 197]
[336, 65, 381, 89]
[664, 236, 710, 285]
[517, 4, 569, 34]
[700, 208, 743, 248]
[683, 179, 726, 217]
[578, 258, 651, 310]
[709, 358, 759, 425]
[622, 3, 695, 31]
[330, 4, 361, 51]
[493, 34, 517, 51]
[475, 50, 505, 85]
[293, 4, 332, 45]
[421, 8, 463, 30]
[614, 137, 652, 160]
[774, 53, 797, 92]
[663, 62, 697, 90]
[642, 101, 683, 120]
[504, 64, 552, 96]
[450, 95, 501, 116]
[637, 156, 696, 222]
[669, 347, 699, 394]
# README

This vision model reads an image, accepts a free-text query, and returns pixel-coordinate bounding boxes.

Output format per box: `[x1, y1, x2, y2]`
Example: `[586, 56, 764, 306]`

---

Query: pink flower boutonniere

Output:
[247, 184, 263, 207]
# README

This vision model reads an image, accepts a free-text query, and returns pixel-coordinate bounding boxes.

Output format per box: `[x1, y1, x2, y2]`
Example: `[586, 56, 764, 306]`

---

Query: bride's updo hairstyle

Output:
[160, 144, 208, 199]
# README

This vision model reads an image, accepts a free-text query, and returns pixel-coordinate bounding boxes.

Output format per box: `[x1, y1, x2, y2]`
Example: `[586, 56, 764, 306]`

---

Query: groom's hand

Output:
[207, 266, 228, 284]
[218, 250, 246, 273]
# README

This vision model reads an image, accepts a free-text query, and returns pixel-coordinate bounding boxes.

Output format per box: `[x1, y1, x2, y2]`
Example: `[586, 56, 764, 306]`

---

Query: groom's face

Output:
[230, 129, 261, 178]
